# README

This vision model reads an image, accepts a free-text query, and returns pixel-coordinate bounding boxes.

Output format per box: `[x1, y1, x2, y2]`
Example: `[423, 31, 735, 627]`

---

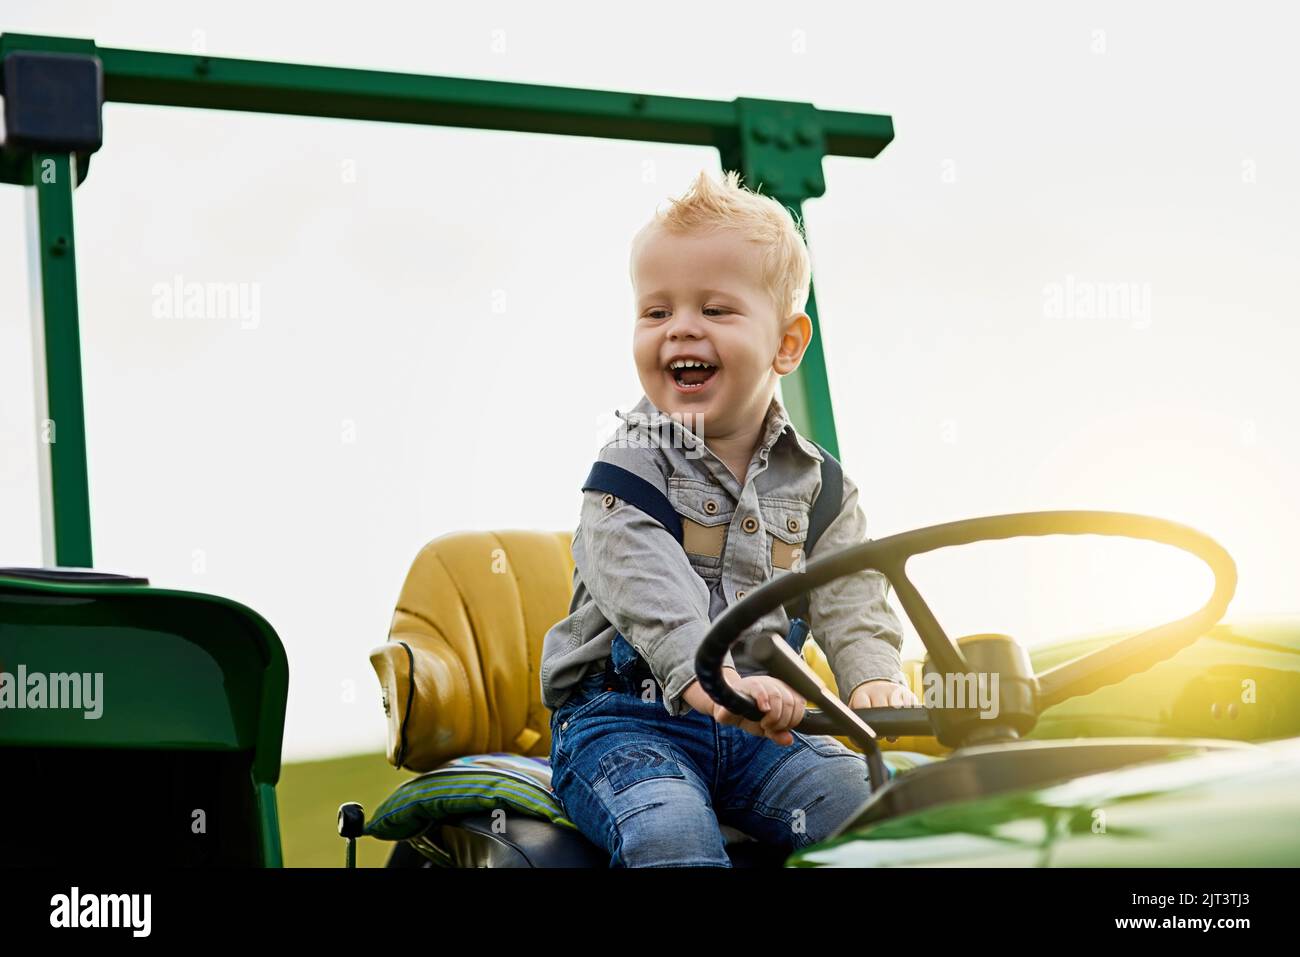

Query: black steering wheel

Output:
[694, 511, 1236, 789]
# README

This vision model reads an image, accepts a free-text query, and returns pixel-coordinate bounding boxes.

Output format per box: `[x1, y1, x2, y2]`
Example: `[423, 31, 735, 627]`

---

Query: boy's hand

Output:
[848, 679, 921, 742]
[713, 673, 805, 746]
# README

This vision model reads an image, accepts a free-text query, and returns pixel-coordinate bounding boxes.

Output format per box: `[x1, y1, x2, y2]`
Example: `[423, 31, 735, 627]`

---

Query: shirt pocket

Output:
[668, 476, 732, 581]
[758, 497, 811, 573]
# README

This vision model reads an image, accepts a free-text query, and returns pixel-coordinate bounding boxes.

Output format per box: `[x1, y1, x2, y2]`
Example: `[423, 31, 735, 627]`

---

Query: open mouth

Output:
[667, 358, 718, 393]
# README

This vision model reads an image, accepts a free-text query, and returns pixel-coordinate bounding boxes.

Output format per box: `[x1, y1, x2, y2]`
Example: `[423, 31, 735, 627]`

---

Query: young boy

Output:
[539, 169, 918, 867]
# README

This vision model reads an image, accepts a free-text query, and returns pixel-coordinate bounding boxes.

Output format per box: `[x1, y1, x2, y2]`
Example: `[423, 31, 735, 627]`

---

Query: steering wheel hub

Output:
[925, 633, 1038, 747]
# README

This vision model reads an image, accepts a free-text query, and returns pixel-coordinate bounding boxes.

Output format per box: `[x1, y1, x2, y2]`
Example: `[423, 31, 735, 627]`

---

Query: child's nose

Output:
[665, 310, 705, 338]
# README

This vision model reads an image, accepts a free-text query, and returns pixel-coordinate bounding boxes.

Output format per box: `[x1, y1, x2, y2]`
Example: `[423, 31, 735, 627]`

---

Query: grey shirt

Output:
[539, 393, 908, 717]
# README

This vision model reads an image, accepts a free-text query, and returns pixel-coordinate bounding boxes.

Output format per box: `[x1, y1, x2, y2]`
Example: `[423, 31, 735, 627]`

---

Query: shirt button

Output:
[703, 500, 719, 515]
[560, 720, 568, 730]
[601, 493, 615, 509]
[787, 517, 800, 532]
[736, 590, 746, 600]
[742, 516, 759, 533]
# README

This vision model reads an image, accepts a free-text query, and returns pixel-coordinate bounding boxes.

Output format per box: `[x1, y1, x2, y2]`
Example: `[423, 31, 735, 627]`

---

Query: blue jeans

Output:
[548, 663, 875, 868]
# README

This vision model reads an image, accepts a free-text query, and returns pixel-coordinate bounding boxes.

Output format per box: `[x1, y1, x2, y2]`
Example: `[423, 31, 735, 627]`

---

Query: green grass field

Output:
[277, 751, 414, 867]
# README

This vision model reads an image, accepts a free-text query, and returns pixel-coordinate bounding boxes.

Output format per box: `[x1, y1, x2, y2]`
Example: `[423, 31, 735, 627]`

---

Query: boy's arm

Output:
[575, 444, 736, 716]
[807, 469, 909, 705]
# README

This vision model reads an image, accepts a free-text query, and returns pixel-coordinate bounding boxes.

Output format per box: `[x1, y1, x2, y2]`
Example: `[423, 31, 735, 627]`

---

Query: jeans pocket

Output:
[552, 686, 617, 759]
[598, 742, 687, 795]
[565, 690, 616, 724]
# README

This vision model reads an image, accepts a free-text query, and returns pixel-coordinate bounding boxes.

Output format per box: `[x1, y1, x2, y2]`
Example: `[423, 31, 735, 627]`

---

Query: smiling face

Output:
[631, 224, 810, 443]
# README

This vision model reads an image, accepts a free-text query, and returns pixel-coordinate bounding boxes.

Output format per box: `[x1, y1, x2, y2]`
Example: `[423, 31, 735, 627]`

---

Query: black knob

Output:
[338, 802, 365, 839]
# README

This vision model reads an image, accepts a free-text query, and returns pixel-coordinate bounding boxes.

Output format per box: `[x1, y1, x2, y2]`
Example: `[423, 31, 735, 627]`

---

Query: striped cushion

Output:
[364, 753, 574, 841]
[365, 749, 939, 844]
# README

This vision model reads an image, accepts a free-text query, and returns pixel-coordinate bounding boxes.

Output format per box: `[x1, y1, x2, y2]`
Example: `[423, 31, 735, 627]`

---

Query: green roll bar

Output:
[0, 31, 894, 567]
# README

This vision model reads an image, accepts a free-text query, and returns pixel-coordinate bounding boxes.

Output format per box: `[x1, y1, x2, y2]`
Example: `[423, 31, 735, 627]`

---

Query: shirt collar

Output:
[614, 394, 824, 464]
[758, 395, 826, 464]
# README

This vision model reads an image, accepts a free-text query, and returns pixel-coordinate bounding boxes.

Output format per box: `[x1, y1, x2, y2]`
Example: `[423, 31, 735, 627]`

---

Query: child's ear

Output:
[773, 313, 813, 375]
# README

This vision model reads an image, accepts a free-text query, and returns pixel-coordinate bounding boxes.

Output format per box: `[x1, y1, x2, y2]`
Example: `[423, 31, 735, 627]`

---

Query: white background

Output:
[1, 1, 1296, 760]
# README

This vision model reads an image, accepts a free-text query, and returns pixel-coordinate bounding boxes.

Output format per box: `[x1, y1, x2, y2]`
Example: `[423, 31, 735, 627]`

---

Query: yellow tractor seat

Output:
[371, 530, 572, 772]
[366, 529, 938, 867]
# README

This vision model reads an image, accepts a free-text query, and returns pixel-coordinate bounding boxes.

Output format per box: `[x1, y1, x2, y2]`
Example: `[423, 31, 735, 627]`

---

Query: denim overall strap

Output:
[605, 632, 658, 695]
[609, 631, 646, 677]
[581, 462, 683, 544]
[783, 617, 811, 655]
[581, 462, 681, 695]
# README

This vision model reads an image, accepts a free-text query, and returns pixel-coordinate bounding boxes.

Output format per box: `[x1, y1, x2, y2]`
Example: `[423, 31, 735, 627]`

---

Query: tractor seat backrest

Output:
[370, 531, 574, 772]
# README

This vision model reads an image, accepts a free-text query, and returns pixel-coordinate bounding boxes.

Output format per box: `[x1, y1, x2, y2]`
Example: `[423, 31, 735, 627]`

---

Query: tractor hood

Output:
[789, 736, 1300, 867]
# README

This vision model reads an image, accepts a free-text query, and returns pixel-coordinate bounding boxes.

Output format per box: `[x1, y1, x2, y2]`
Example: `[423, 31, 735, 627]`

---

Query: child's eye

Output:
[643, 307, 729, 320]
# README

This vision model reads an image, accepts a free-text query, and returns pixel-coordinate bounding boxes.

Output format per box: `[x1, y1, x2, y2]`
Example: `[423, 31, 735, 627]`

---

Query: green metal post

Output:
[29, 150, 93, 567]
[725, 96, 870, 457]
[780, 267, 840, 459]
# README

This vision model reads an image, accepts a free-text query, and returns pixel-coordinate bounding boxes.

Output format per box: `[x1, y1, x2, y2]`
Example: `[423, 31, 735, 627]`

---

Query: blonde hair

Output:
[631, 169, 812, 320]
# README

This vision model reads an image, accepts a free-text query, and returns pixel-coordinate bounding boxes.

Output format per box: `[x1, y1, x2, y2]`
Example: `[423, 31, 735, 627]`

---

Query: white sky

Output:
[1, 1, 1297, 761]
